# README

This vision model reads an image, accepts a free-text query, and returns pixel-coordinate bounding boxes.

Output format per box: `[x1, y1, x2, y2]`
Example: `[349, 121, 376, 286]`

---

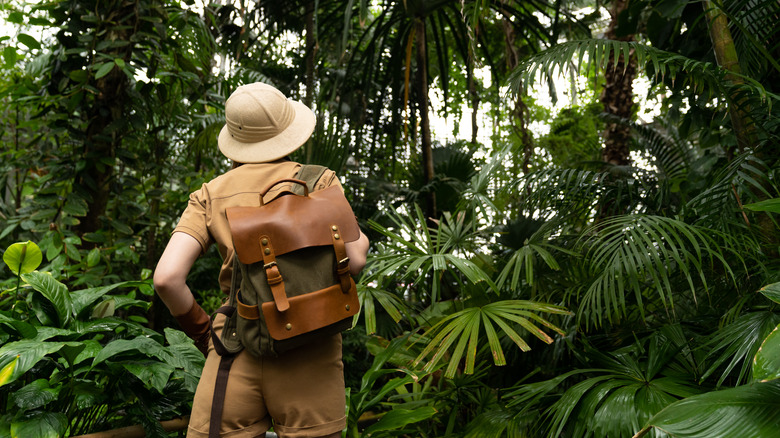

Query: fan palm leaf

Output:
[354, 284, 407, 335]
[497, 218, 578, 291]
[366, 204, 497, 302]
[412, 300, 570, 378]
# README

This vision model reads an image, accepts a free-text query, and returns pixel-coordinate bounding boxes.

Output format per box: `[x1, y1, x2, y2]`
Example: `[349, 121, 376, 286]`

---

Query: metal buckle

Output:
[338, 257, 350, 266]
[263, 261, 277, 270]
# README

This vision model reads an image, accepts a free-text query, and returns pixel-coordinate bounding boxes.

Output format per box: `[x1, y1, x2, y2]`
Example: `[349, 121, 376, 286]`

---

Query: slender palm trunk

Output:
[502, 16, 533, 175]
[599, 0, 636, 167]
[703, 0, 755, 155]
[415, 18, 436, 220]
[467, 53, 480, 145]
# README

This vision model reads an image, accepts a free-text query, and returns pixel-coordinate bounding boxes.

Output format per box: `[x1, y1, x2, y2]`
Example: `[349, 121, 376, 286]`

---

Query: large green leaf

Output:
[0, 355, 18, 386]
[122, 361, 175, 393]
[10, 379, 60, 410]
[743, 198, 780, 213]
[0, 313, 38, 340]
[753, 324, 780, 382]
[759, 282, 780, 304]
[70, 282, 135, 317]
[634, 381, 780, 438]
[92, 336, 173, 366]
[0, 340, 67, 386]
[10, 412, 67, 438]
[2, 241, 42, 275]
[363, 406, 438, 435]
[22, 271, 72, 328]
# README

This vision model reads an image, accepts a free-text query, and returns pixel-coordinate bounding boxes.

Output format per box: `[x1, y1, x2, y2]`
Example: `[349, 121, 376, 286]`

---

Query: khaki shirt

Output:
[173, 160, 342, 293]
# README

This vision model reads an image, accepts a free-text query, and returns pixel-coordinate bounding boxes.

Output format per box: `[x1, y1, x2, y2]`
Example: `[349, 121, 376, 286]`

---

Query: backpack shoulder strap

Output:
[292, 164, 328, 195]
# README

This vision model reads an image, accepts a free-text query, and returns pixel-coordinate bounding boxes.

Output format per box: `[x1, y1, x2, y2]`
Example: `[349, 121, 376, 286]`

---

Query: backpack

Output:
[207, 165, 360, 437]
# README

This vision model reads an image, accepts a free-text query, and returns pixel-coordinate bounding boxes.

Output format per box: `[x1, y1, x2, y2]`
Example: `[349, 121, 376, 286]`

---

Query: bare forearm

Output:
[156, 282, 195, 317]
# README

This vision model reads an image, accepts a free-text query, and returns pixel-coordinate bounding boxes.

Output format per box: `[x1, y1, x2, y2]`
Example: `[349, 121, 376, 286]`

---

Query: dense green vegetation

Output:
[1, 0, 779, 436]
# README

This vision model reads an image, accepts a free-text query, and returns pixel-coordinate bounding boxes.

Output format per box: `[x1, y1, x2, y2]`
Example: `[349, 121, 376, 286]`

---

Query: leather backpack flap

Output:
[227, 185, 360, 264]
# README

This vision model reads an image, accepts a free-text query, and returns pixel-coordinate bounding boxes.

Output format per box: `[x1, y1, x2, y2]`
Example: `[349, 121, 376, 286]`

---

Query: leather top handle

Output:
[259, 178, 309, 205]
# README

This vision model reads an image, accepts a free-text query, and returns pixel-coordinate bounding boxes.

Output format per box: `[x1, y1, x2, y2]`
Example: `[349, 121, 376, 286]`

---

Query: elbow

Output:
[153, 266, 179, 297]
[349, 254, 367, 276]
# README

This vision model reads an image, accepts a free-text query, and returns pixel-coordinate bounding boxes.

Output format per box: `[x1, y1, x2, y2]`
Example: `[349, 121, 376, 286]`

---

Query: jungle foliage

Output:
[1, 0, 779, 436]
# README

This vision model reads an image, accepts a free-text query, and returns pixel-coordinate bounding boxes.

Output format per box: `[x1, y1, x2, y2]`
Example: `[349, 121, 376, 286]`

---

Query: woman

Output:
[154, 82, 369, 438]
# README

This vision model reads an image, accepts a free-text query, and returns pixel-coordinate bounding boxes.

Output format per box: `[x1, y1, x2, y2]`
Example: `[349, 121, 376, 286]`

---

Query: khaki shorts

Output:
[187, 314, 346, 438]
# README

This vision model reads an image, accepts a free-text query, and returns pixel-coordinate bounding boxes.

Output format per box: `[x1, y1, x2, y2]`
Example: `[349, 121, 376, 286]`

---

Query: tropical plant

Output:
[0, 241, 203, 436]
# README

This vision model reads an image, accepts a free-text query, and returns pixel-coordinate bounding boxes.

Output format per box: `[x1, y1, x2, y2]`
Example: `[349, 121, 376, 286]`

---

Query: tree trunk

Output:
[303, 1, 317, 163]
[502, 16, 534, 175]
[74, 1, 133, 238]
[599, 0, 636, 167]
[415, 18, 436, 220]
[75, 60, 127, 237]
[304, 2, 316, 109]
[703, 0, 756, 155]
[467, 54, 479, 145]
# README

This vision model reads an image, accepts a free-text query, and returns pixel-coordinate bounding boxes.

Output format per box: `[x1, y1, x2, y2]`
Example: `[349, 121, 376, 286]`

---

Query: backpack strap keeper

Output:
[260, 236, 290, 312]
[330, 225, 352, 293]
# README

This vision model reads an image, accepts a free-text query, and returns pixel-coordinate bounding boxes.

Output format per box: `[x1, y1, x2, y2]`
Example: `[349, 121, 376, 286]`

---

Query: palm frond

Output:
[507, 39, 778, 107]
[519, 168, 608, 220]
[497, 219, 578, 291]
[578, 215, 733, 327]
[700, 310, 780, 387]
[721, 0, 780, 80]
[355, 284, 407, 335]
[686, 152, 777, 231]
[366, 205, 497, 302]
[458, 147, 511, 221]
[507, 330, 703, 438]
[611, 114, 696, 183]
[412, 300, 570, 378]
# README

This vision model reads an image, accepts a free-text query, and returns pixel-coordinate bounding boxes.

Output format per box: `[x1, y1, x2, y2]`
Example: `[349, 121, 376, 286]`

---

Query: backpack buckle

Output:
[263, 261, 277, 270]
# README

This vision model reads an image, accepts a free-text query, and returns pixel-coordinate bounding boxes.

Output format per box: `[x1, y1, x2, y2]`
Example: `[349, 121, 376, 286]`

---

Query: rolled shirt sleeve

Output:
[172, 184, 214, 254]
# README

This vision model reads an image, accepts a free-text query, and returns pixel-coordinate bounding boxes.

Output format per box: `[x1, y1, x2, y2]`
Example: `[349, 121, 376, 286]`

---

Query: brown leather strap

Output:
[208, 305, 238, 438]
[260, 235, 289, 312]
[208, 354, 236, 438]
[236, 292, 260, 320]
[210, 306, 235, 357]
[259, 178, 309, 205]
[330, 225, 352, 293]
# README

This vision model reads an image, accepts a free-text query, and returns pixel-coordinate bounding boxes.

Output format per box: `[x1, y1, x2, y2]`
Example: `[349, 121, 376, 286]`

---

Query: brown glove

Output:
[174, 300, 211, 356]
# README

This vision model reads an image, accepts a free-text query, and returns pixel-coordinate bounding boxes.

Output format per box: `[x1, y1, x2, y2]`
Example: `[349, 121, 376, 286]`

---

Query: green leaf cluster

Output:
[0, 241, 204, 436]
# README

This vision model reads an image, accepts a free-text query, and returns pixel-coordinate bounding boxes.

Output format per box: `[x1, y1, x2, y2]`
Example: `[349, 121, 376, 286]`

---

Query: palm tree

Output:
[497, 0, 780, 432]
[332, 0, 566, 218]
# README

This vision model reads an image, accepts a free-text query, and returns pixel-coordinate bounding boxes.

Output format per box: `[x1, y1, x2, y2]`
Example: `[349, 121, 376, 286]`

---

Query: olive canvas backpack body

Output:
[206, 164, 361, 438]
